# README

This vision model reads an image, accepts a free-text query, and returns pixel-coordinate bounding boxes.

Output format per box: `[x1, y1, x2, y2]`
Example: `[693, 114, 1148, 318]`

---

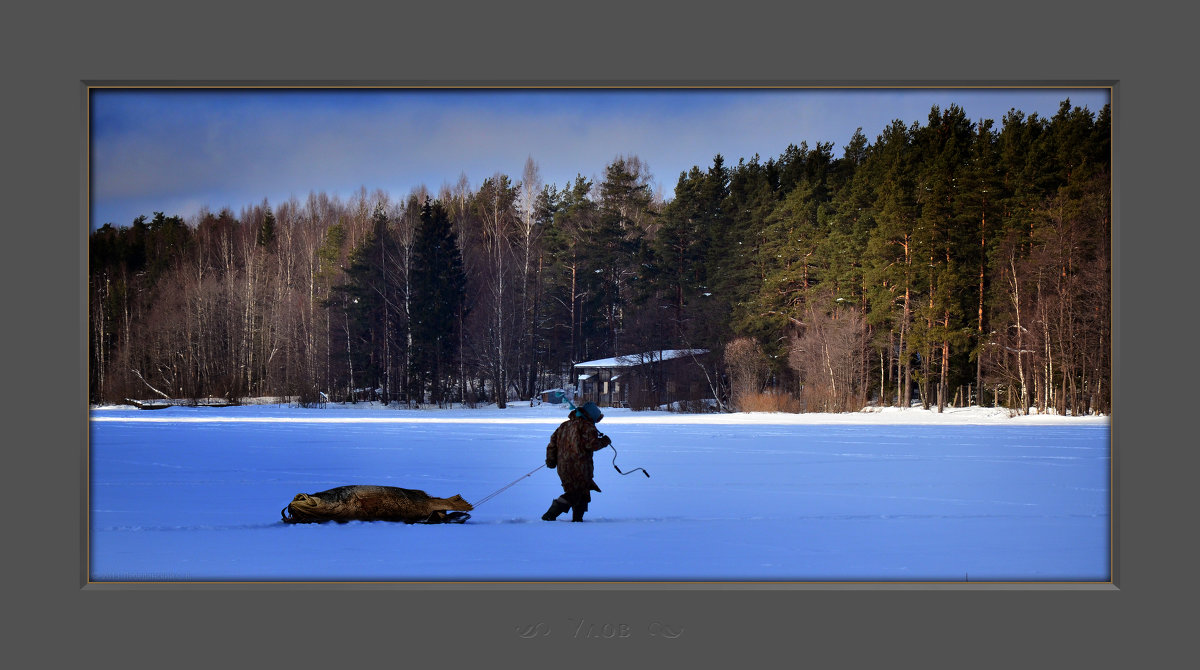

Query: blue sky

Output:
[89, 87, 1110, 230]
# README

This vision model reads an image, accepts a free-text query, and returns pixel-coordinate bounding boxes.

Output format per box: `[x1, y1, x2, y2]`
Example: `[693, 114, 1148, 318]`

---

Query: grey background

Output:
[6, 0, 1192, 666]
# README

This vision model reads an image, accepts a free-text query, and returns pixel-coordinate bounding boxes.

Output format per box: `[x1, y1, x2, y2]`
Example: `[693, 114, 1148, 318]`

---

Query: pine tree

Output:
[257, 208, 276, 249]
[864, 119, 920, 408]
[541, 176, 598, 366]
[331, 206, 393, 403]
[911, 105, 975, 411]
[959, 116, 1001, 404]
[649, 166, 707, 346]
[410, 200, 466, 405]
[716, 158, 781, 350]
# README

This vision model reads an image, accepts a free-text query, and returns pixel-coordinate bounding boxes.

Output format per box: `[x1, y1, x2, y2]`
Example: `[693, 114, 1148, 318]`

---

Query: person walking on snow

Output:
[542, 401, 610, 522]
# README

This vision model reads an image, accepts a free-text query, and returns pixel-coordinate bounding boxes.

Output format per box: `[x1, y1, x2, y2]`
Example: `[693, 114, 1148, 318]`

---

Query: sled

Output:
[432, 511, 471, 524]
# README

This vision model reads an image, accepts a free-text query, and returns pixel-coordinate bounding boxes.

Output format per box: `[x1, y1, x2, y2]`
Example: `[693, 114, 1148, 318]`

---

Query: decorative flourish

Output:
[515, 623, 551, 638]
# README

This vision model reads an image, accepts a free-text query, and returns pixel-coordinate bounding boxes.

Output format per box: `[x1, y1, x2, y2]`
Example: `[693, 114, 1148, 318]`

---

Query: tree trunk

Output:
[344, 307, 354, 402]
[1009, 253, 1029, 415]
[938, 311, 950, 413]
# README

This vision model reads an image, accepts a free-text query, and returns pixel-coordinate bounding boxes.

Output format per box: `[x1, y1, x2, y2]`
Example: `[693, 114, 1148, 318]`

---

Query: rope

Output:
[471, 399, 570, 508]
[472, 464, 545, 508]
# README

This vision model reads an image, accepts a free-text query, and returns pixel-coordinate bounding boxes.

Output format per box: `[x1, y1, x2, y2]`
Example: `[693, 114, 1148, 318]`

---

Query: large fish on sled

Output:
[281, 485, 473, 524]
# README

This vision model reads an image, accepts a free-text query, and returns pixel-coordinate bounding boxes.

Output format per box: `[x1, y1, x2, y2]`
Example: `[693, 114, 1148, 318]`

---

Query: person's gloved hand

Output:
[598, 433, 612, 447]
[546, 457, 557, 469]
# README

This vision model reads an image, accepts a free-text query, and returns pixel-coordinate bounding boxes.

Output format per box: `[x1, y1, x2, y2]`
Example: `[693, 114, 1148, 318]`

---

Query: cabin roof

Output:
[573, 349, 708, 369]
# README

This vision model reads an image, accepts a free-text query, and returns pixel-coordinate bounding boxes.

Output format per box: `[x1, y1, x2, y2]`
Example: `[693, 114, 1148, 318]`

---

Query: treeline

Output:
[89, 99, 1110, 415]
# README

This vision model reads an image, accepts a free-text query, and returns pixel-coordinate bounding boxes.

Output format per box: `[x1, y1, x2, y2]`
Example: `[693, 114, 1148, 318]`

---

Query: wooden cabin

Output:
[573, 349, 711, 409]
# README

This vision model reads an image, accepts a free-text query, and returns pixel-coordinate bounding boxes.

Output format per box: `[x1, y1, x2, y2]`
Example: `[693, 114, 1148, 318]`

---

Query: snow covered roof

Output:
[574, 349, 709, 369]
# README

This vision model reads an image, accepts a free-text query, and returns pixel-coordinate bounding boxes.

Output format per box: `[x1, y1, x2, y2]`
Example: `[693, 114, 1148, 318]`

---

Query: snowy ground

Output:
[88, 402, 1110, 583]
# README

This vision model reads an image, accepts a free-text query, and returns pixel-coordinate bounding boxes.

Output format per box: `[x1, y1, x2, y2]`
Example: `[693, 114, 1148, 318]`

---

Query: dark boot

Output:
[571, 501, 587, 522]
[541, 496, 569, 521]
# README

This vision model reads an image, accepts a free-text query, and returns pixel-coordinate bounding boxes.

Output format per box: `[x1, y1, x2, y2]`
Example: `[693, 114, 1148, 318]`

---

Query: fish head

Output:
[283, 491, 335, 522]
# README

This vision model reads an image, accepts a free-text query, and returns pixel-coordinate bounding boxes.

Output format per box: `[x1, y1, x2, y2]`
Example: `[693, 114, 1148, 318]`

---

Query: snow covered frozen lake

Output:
[88, 402, 1110, 583]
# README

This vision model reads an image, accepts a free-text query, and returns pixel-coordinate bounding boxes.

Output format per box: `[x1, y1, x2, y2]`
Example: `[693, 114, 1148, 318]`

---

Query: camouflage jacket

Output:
[545, 415, 610, 495]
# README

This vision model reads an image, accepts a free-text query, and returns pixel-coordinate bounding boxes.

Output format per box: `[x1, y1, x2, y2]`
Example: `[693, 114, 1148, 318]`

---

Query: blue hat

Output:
[574, 401, 603, 423]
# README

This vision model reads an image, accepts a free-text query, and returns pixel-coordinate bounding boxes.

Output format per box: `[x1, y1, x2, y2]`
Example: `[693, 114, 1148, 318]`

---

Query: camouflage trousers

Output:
[555, 490, 591, 513]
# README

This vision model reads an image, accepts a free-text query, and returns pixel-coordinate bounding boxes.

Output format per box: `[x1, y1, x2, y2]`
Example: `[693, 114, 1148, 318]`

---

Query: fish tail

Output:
[446, 494, 474, 511]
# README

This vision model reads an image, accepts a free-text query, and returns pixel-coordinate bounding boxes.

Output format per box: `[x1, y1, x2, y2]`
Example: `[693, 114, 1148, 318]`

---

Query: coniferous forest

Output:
[89, 100, 1111, 415]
